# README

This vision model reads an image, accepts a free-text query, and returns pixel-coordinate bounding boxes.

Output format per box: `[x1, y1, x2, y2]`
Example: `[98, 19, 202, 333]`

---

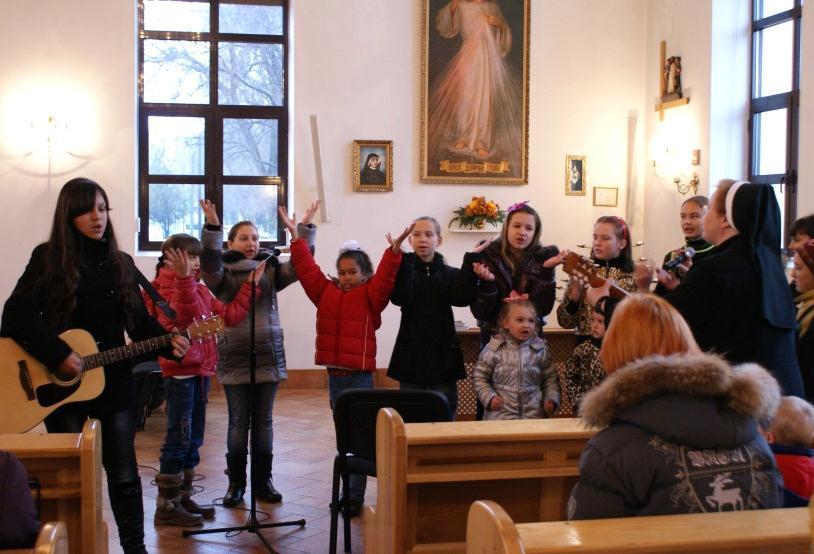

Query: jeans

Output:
[224, 381, 278, 456]
[398, 381, 458, 419]
[159, 376, 209, 475]
[328, 371, 374, 502]
[45, 404, 144, 553]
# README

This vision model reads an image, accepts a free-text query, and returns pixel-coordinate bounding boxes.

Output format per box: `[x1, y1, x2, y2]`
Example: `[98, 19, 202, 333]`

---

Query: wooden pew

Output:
[465, 500, 810, 553]
[366, 408, 595, 553]
[5, 522, 69, 554]
[0, 420, 108, 554]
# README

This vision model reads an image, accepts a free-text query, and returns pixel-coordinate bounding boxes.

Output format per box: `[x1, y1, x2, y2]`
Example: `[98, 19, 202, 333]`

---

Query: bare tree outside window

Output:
[138, 1, 288, 250]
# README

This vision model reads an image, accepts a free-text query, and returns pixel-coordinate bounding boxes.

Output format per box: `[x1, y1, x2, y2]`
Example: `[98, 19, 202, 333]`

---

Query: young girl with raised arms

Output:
[199, 199, 319, 507]
[143, 234, 264, 526]
[557, 216, 637, 343]
[472, 294, 560, 420]
[281, 207, 409, 517]
[387, 216, 491, 416]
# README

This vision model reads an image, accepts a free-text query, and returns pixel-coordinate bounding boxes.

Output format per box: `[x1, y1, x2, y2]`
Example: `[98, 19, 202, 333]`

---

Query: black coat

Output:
[798, 328, 814, 401]
[387, 252, 478, 385]
[1, 239, 173, 414]
[0, 451, 39, 548]
[470, 241, 559, 336]
[569, 354, 782, 520]
[664, 234, 804, 397]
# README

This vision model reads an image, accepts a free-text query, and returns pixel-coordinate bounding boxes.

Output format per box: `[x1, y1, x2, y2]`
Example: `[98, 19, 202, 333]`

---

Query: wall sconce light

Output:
[652, 147, 700, 196]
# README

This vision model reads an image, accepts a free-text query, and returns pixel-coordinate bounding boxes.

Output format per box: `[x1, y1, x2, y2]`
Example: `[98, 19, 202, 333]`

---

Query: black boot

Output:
[108, 479, 148, 554]
[252, 452, 283, 503]
[223, 453, 246, 507]
[181, 468, 215, 520]
[154, 472, 204, 527]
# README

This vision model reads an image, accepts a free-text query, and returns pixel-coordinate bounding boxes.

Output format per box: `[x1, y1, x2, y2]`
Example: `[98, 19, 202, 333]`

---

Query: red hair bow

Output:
[502, 290, 529, 303]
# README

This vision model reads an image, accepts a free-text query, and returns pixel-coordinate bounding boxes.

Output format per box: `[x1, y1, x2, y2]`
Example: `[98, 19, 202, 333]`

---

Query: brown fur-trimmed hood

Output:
[579, 353, 781, 429]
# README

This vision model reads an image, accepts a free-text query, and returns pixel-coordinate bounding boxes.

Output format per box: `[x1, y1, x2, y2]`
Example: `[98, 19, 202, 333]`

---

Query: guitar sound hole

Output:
[36, 382, 82, 407]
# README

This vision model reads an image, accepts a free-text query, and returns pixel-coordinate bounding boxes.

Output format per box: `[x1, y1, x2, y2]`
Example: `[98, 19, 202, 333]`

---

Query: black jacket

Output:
[387, 252, 478, 385]
[665, 234, 804, 397]
[569, 353, 782, 520]
[0, 451, 39, 548]
[1, 240, 173, 414]
[470, 241, 559, 337]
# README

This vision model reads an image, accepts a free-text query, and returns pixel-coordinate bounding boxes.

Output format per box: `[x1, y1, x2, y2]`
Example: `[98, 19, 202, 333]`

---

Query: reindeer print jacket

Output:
[567, 353, 783, 520]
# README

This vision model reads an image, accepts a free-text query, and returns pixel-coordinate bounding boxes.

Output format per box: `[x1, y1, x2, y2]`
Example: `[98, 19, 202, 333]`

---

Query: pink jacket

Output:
[143, 266, 255, 377]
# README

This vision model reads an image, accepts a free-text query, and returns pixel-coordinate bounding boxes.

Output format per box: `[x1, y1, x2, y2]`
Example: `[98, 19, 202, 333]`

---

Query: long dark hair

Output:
[498, 204, 542, 272]
[37, 177, 140, 330]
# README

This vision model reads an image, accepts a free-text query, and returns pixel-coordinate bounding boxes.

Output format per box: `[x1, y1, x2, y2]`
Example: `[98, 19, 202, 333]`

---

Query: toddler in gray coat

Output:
[472, 294, 560, 420]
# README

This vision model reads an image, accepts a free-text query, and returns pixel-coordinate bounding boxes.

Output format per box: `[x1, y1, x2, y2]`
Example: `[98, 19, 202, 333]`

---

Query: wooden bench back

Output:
[0, 420, 107, 554]
[466, 500, 811, 554]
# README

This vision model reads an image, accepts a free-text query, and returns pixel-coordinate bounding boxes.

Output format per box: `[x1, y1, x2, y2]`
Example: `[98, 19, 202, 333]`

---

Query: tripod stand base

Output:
[182, 516, 306, 553]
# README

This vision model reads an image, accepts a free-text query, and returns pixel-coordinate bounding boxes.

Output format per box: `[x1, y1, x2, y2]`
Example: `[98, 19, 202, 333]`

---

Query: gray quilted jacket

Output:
[200, 223, 316, 385]
[472, 332, 559, 420]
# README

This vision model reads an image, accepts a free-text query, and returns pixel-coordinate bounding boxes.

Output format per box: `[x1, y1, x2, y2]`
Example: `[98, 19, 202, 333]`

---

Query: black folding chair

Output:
[329, 389, 452, 553]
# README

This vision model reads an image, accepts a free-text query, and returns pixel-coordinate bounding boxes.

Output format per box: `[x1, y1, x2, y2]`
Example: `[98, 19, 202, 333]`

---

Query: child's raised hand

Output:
[387, 223, 415, 253]
[472, 262, 495, 282]
[544, 249, 568, 269]
[277, 207, 299, 242]
[472, 237, 495, 254]
[544, 399, 558, 415]
[164, 248, 192, 278]
[301, 200, 320, 226]
[246, 259, 267, 285]
[489, 396, 504, 411]
[199, 199, 220, 226]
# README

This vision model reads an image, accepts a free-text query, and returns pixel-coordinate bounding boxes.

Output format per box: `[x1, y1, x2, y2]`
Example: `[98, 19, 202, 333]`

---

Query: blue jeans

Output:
[328, 371, 374, 502]
[223, 381, 278, 456]
[398, 381, 458, 419]
[159, 376, 209, 475]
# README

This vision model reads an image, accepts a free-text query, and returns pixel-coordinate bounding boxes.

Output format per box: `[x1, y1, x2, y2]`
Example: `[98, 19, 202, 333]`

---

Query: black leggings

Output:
[45, 405, 145, 554]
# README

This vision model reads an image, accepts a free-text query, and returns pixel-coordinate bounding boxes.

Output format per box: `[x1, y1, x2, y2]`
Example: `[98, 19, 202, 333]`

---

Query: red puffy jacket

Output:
[291, 239, 401, 372]
[143, 266, 254, 377]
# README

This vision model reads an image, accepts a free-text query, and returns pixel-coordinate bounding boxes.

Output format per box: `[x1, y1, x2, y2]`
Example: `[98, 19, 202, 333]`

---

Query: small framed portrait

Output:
[565, 155, 587, 196]
[593, 186, 619, 207]
[353, 140, 393, 192]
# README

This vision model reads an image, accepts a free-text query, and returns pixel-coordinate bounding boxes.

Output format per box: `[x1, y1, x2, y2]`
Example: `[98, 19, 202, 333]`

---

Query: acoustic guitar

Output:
[0, 316, 224, 433]
[562, 252, 631, 300]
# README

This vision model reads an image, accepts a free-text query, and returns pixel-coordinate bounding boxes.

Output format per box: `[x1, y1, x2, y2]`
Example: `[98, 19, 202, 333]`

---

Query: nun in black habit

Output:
[657, 180, 804, 397]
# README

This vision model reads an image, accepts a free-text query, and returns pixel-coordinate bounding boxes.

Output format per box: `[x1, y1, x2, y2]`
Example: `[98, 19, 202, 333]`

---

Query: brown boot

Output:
[154, 472, 203, 527]
[180, 468, 215, 520]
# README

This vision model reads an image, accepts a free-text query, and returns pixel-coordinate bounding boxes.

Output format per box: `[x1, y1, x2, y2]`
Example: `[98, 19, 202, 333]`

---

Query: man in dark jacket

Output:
[658, 181, 804, 398]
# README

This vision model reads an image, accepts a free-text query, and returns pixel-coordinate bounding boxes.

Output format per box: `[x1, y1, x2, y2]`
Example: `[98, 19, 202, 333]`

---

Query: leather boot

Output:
[180, 468, 215, 520]
[223, 453, 246, 507]
[108, 479, 148, 554]
[252, 452, 283, 503]
[154, 472, 203, 527]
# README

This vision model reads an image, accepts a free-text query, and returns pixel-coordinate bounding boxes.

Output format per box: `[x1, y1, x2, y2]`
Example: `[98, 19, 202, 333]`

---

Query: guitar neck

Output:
[82, 330, 187, 369]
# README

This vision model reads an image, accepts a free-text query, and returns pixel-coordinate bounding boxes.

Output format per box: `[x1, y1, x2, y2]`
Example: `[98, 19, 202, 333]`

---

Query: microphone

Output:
[664, 247, 696, 270]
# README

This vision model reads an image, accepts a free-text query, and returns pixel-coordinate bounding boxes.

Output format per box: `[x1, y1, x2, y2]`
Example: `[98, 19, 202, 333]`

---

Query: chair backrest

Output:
[333, 389, 451, 461]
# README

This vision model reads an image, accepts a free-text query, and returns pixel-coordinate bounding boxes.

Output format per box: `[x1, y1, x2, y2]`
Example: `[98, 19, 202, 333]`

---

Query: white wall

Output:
[0, 0, 702, 373]
[799, 0, 814, 216]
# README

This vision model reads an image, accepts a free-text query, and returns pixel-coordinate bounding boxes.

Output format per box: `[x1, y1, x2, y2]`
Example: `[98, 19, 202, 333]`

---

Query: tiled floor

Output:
[105, 388, 370, 553]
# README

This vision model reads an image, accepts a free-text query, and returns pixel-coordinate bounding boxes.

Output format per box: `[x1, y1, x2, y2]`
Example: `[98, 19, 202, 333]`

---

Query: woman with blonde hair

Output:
[568, 294, 783, 520]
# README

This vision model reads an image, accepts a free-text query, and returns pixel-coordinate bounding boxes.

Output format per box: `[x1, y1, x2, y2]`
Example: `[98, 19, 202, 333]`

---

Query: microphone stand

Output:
[184, 251, 305, 552]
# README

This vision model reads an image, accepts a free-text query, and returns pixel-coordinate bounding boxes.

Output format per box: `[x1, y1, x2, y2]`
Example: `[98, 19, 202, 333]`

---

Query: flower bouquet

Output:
[449, 196, 506, 230]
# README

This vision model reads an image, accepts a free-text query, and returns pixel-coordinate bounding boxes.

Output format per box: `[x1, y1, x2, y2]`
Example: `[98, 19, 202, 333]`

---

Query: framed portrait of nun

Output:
[420, 0, 530, 184]
[353, 140, 393, 192]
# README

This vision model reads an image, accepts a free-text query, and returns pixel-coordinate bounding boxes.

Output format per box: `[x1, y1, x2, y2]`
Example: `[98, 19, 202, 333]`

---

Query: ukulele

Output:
[0, 316, 224, 433]
[562, 252, 631, 300]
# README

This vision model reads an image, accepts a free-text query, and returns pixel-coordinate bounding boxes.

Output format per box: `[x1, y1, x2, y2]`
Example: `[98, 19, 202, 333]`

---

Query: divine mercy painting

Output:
[420, 0, 530, 184]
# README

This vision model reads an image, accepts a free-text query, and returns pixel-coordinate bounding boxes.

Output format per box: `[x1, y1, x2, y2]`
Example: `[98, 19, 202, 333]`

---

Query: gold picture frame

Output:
[565, 155, 587, 196]
[593, 186, 619, 207]
[353, 140, 393, 192]
[419, 0, 530, 184]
